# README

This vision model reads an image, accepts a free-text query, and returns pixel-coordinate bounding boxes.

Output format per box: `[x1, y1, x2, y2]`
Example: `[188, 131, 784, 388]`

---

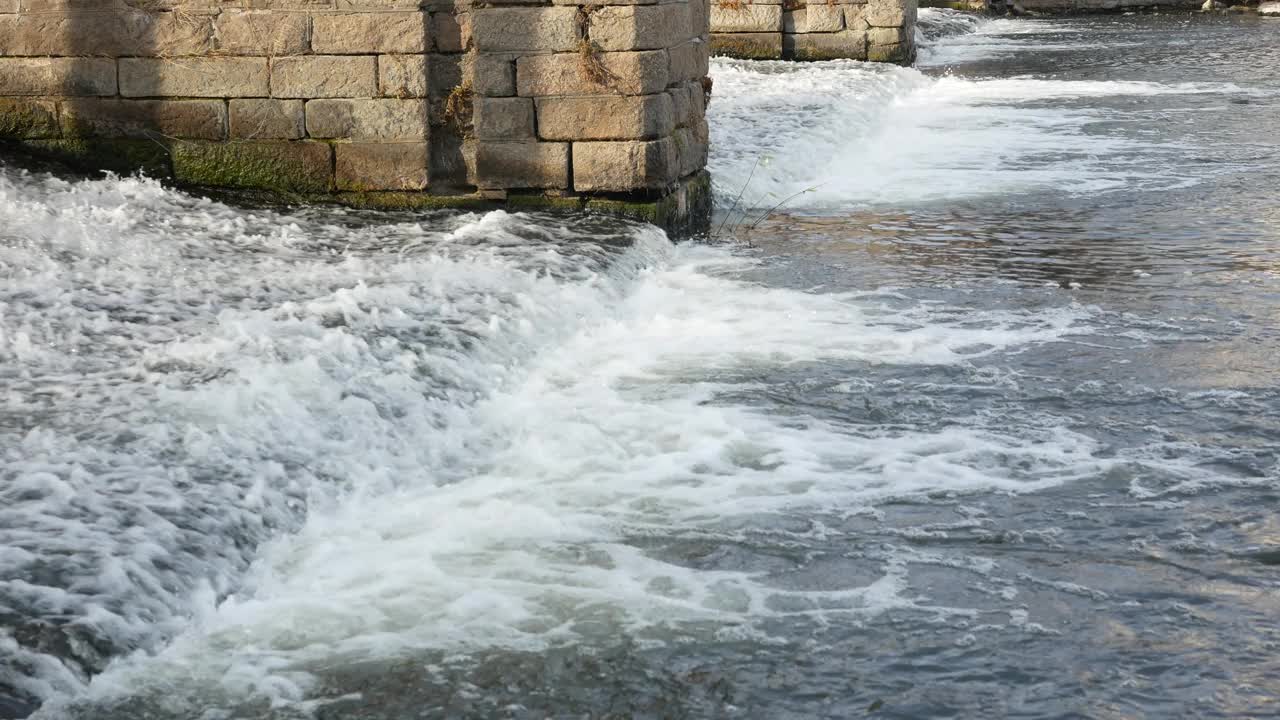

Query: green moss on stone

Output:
[711, 34, 784, 60]
[582, 171, 712, 238]
[867, 43, 913, 64]
[17, 137, 172, 177]
[172, 140, 333, 195]
[506, 193, 587, 212]
[0, 100, 58, 139]
[328, 191, 496, 212]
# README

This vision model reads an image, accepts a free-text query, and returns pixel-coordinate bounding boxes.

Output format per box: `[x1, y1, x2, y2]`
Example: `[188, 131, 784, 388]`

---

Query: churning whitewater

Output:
[2, 167, 1096, 717]
[4, 10, 1279, 720]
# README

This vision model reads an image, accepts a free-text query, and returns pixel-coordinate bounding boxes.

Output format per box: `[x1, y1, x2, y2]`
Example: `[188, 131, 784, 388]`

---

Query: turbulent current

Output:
[3, 11, 1279, 720]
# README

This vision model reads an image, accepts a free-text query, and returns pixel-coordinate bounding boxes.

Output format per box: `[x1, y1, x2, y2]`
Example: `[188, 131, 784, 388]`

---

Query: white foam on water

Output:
[0, 169, 1113, 715]
[706, 19, 1253, 212]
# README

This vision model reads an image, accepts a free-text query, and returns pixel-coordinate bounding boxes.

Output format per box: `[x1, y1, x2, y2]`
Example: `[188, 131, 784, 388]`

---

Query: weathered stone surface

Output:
[430, 131, 476, 189]
[173, 140, 333, 193]
[0, 0, 19, 11]
[668, 86, 691, 129]
[844, 5, 870, 31]
[432, 10, 471, 52]
[0, 98, 57, 138]
[537, 94, 674, 141]
[588, 5, 691, 51]
[516, 50, 670, 97]
[0, 58, 115, 96]
[380, 54, 430, 98]
[472, 55, 516, 97]
[230, 98, 304, 139]
[473, 97, 534, 139]
[867, 40, 909, 63]
[674, 118, 708, 177]
[710, 32, 783, 59]
[312, 12, 430, 54]
[709, 5, 782, 32]
[784, 5, 845, 33]
[474, 141, 568, 189]
[784, 29, 866, 60]
[305, 98, 429, 140]
[62, 98, 227, 140]
[214, 11, 310, 56]
[471, 7, 579, 52]
[688, 0, 709, 38]
[669, 39, 709, 84]
[120, 58, 269, 98]
[272, 56, 377, 98]
[0, 11, 213, 57]
[336, 142, 430, 191]
[573, 138, 677, 192]
[865, 0, 912, 26]
[867, 25, 906, 45]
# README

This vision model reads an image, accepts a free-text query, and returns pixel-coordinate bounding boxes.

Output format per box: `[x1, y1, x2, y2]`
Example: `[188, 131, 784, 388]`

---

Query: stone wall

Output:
[709, 0, 916, 62]
[0, 0, 712, 230]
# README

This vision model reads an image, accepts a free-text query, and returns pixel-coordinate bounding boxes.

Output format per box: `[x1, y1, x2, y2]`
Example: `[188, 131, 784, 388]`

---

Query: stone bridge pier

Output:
[0, 0, 914, 231]
[711, 0, 918, 62]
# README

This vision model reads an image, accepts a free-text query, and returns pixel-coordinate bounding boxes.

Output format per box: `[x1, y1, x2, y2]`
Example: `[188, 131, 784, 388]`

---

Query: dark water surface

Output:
[2, 12, 1278, 720]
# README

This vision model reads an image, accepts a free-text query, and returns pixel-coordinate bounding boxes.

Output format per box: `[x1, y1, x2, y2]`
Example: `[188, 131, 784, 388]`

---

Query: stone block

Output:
[305, 98, 429, 140]
[473, 97, 534, 139]
[214, 11, 310, 56]
[675, 118, 708, 177]
[120, 58, 269, 98]
[688, 0, 709, 39]
[0, 98, 58, 139]
[380, 54, 430, 98]
[668, 86, 691, 128]
[844, 5, 869, 31]
[784, 6, 845, 32]
[432, 10, 471, 53]
[865, 0, 910, 26]
[536, 94, 674, 141]
[669, 39, 710, 84]
[710, 32, 782, 59]
[516, 50, 669, 97]
[335, 142, 430, 191]
[0, 58, 115, 96]
[312, 12, 430, 54]
[430, 131, 476, 189]
[172, 140, 333, 193]
[230, 99, 305, 139]
[272, 56, 377, 98]
[471, 55, 516, 97]
[471, 7, 579, 52]
[784, 29, 866, 60]
[474, 141, 568, 189]
[867, 41, 910, 63]
[0, 11, 213, 57]
[62, 98, 227, 140]
[709, 5, 782, 32]
[0, 0, 18, 11]
[868, 25, 907, 45]
[573, 139, 677, 192]
[588, 5, 691, 51]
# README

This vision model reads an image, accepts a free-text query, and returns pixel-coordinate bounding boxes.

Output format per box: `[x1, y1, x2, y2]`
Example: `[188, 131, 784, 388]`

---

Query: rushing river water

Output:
[2, 11, 1279, 720]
